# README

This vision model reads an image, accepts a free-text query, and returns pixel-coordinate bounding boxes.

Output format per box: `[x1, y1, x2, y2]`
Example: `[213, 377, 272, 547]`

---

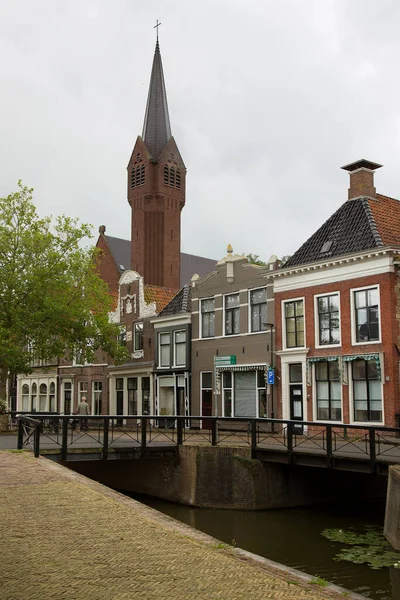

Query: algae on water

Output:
[321, 527, 400, 570]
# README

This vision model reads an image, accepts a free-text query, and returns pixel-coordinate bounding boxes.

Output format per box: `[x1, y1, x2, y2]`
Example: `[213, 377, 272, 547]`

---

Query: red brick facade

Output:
[127, 137, 185, 290]
[274, 261, 400, 427]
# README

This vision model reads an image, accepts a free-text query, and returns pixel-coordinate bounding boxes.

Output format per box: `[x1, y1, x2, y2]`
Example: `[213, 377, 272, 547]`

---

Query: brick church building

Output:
[16, 38, 215, 416]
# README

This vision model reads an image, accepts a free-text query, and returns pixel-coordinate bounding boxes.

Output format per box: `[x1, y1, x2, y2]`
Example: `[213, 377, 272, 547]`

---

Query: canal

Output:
[128, 494, 399, 600]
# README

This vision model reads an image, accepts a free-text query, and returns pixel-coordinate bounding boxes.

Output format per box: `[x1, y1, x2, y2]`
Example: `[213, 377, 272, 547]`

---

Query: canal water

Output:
[128, 494, 399, 600]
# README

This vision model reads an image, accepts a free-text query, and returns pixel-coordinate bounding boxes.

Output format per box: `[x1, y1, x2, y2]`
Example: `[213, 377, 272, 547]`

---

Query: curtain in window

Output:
[234, 372, 256, 417]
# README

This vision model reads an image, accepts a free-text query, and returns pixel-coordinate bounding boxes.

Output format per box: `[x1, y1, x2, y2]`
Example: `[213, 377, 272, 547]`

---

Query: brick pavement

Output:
[0, 451, 363, 600]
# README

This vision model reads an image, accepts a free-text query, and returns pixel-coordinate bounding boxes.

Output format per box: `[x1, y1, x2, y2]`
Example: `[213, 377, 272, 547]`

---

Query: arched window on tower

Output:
[164, 165, 169, 185]
[135, 167, 141, 187]
[176, 169, 181, 189]
[140, 165, 145, 185]
[170, 167, 175, 187]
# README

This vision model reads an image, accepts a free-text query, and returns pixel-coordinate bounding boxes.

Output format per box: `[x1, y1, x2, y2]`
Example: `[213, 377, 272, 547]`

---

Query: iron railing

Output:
[16, 414, 400, 469]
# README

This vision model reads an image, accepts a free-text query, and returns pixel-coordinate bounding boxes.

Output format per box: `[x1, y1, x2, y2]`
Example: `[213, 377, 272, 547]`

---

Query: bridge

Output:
[17, 414, 400, 473]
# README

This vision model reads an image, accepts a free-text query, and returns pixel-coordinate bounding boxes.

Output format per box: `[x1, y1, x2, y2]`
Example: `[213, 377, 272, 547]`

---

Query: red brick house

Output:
[273, 160, 400, 428]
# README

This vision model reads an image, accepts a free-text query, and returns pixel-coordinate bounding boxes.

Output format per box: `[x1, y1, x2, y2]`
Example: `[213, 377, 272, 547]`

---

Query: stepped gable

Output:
[143, 285, 178, 313]
[284, 198, 383, 268]
[159, 284, 191, 317]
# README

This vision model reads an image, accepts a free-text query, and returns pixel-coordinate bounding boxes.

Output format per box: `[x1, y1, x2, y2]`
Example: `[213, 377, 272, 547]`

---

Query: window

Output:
[315, 361, 341, 421]
[49, 382, 56, 412]
[118, 326, 126, 347]
[176, 169, 181, 189]
[174, 330, 186, 366]
[92, 381, 102, 415]
[158, 376, 175, 416]
[131, 166, 145, 188]
[31, 383, 37, 412]
[223, 372, 232, 417]
[354, 288, 379, 342]
[201, 298, 215, 338]
[159, 333, 171, 367]
[127, 378, 138, 415]
[317, 294, 340, 346]
[134, 322, 143, 351]
[224, 293, 240, 336]
[352, 359, 382, 422]
[164, 165, 169, 184]
[22, 383, 29, 411]
[170, 167, 175, 186]
[140, 165, 145, 185]
[39, 383, 47, 412]
[234, 372, 257, 417]
[79, 381, 88, 403]
[250, 288, 267, 332]
[284, 300, 304, 348]
[142, 377, 151, 415]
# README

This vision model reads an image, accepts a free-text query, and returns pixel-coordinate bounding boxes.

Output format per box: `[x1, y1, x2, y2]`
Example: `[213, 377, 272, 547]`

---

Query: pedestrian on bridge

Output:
[77, 397, 90, 432]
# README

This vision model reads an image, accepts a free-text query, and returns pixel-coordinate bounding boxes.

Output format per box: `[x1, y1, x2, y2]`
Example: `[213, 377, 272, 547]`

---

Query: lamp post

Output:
[263, 322, 275, 421]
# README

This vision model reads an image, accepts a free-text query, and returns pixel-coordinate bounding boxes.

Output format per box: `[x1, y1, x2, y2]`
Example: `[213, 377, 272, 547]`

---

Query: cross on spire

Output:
[154, 19, 161, 43]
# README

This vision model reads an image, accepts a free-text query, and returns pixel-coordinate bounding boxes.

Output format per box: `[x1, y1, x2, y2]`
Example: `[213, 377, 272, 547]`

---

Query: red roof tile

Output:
[369, 194, 400, 246]
[144, 285, 178, 313]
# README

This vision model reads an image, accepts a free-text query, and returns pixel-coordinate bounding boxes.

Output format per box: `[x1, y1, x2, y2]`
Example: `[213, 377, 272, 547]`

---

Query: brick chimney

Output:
[341, 159, 382, 200]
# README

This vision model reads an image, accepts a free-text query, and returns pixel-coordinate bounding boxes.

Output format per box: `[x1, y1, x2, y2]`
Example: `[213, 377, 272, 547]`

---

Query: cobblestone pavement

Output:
[0, 451, 361, 600]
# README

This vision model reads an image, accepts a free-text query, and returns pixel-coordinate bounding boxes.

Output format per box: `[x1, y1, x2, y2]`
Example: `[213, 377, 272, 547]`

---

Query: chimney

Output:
[99, 225, 106, 235]
[341, 159, 382, 200]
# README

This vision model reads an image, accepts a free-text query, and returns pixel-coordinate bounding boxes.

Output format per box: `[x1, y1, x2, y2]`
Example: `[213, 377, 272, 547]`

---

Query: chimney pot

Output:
[341, 159, 382, 201]
[99, 225, 106, 235]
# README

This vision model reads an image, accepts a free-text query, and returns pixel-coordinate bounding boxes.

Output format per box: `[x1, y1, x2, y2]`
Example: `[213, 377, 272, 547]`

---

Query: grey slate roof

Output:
[105, 235, 132, 274]
[104, 235, 216, 286]
[158, 284, 191, 316]
[142, 41, 172, 160]
[284, 197, 383, 268]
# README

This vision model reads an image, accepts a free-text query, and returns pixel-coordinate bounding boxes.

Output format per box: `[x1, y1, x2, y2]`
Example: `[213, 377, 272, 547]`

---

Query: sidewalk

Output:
[0, 451, 364, 600]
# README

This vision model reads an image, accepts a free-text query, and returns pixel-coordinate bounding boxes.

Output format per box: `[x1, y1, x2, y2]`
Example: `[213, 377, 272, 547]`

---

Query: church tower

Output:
[127, 38, 186, 289]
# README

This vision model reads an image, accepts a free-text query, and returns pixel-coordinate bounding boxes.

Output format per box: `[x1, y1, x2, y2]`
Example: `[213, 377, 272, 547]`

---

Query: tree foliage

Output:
[245, 253, 267, 266]
[0, 182, 128, 398]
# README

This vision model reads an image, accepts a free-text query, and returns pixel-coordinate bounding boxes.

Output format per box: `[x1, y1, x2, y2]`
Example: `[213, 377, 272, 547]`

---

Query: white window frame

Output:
[222, 371, 233, 417]
[200, 296, 216, 339]
[223, 292, 241, 337]
[314, 291, 341, 349]
[92, 381, 102, 415]
[159, 332, 171, 368]
[348, 358, 384, 425]
[78, 381, 88, 405]
[312, 362, 343, 424]
[248, 286, 268, 335]
[133, 322, 144, 352]
[282, 296, 306, 350]
[350, 284, 381, 346]
[174, 329, 186, 367]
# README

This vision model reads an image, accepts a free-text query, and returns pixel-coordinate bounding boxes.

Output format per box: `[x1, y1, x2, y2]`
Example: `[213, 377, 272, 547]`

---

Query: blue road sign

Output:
[267, 369, 275, 385]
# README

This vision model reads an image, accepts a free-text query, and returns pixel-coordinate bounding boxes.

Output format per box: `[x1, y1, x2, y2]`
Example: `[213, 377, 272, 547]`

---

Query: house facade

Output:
[191, 246, 278, 423]
[151, 284, 191, 418]
[273, 160, 400, 428]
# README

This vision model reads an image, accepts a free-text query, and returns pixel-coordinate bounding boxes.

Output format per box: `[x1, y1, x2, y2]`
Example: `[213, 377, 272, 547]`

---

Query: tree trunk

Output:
[0, 365, 9, 406]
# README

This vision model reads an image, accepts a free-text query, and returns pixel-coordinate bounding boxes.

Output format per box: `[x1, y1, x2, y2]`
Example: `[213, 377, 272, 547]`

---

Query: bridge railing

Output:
[16, 414, 400, 465]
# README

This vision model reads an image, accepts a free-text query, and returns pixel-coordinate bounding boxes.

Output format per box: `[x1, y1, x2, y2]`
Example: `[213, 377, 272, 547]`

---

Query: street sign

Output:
[267, 369, 275, 385]
[214, 355, 236, 366]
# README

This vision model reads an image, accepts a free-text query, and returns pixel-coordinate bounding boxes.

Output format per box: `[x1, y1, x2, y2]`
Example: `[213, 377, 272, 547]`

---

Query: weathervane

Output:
[154, 19, 161, 42]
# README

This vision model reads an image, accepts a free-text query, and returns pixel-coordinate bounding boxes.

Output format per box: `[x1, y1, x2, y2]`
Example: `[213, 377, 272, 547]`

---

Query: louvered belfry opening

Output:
[341, 159, 383, 201]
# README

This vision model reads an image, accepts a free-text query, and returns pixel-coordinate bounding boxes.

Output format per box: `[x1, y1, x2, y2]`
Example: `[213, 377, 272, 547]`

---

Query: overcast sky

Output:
[1, 0, 400, 263]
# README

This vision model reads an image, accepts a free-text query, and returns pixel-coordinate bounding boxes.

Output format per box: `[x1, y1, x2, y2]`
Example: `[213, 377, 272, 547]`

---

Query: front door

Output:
[289, 363, 303, 432]
[290, 385, 303, 424]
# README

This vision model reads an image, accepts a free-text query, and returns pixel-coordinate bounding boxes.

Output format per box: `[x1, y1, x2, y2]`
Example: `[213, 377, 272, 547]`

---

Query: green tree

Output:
[245, 253, 267, 266]
[0, 182, 128, 403]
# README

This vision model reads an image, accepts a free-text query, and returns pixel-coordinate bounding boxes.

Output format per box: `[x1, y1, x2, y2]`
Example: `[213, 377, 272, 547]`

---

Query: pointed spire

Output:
[142, 40, 172, 160]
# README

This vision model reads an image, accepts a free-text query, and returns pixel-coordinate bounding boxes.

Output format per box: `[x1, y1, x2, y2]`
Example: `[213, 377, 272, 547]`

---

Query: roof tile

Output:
[144, 285, 178, 313]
